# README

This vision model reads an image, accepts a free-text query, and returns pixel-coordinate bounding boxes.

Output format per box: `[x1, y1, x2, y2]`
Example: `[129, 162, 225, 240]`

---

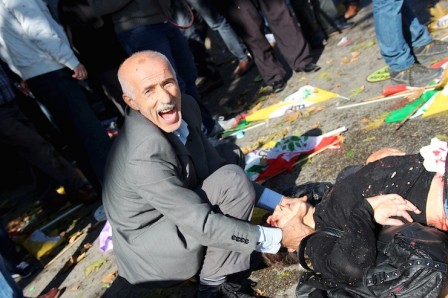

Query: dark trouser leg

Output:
[0, 224, 20, 273]
[0, 101, 86, 194]
[27, 69, 112, 192]
[223, 0, 286, 85]
[258, 0, 313, 70]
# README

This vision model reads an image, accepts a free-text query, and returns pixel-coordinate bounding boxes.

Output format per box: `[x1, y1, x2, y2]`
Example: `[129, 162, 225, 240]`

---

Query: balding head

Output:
[118, 51, 176, 100]
[118, 51, 182, 133]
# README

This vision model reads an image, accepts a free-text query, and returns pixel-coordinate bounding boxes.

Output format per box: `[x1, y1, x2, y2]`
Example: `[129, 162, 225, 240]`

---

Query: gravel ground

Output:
[2, 0, 448, 297]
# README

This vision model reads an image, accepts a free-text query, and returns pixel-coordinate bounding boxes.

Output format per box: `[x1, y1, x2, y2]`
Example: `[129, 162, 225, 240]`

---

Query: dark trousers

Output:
[0, 101, 87, 194]
[27, 68, 113, 191]
[221, 0, 313, 85]
[0, 224, 20, 273]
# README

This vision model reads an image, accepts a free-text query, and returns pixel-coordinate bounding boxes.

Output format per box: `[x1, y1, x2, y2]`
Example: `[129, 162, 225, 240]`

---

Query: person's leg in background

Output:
[289, 0, 328, 48]
[0, 100, 96, 204]
[0, 224, 22, 275]
[186, 0, 253, 79]
[373, 0, 442, 87]
[172, 1, 224, 96]
[0, 254, 24, 298]
[167, 22, 219, 135]
[0, 252, 60, 298]
[222, 0, 288, 93]
[373, 0, 414, 72]
[257, 0, 319, 72]
[26, 69, 112, 193]
[403, 0, 448, 65]
[0, 223, 40, 280]
[290, 0, 353, 41]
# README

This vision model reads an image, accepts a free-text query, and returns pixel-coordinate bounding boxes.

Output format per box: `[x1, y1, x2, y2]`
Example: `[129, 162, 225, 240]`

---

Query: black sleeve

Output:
[308, 189, 379, 283]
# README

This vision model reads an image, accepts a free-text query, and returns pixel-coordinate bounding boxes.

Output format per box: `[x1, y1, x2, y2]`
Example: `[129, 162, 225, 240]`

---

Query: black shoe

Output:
[11, 261, 39, 279]
[197, 282, 254, 298]
[295, 62, 321, 73]
[414, 40, 448, 65]
[271, 79, 286, 93]
[389, 63, 443, 87]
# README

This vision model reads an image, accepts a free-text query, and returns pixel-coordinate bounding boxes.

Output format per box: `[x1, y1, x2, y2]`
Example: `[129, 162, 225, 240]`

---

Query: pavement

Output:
[1, 0, 448, 297]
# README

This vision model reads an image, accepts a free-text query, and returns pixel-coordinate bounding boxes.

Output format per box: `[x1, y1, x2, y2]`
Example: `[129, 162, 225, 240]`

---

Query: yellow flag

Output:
[306, 87, 340, 104]
[246, 86, 339, 122]
[422, 83, 448, 117]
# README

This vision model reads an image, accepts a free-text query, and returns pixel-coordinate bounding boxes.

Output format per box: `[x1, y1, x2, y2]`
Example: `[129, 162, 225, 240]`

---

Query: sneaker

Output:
[414, 40, 448, 64]
[271, 79, 286, 93]
[389, 63, 443, 87]
[11, 261, 38, 279]
[197, 282, 254, 298]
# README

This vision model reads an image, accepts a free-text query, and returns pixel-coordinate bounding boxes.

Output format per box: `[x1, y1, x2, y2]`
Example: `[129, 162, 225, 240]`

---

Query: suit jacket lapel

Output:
[165, 132, 198, 188]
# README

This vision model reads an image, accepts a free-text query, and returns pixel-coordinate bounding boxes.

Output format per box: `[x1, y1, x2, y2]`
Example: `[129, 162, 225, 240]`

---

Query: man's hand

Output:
[367, 194, 421, 226]
[72, 63, 88, 80]
[366, 148, 405, 164]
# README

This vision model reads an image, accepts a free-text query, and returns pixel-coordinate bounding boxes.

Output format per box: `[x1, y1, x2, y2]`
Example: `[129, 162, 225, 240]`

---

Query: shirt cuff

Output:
[255, 226, 282, 254]
[257, 188, 283, 211]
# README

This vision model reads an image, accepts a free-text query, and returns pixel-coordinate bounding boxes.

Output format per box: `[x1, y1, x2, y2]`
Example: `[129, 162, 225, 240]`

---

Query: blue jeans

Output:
[373, 0, 432, 72]
[0, 254, 23, 298]
[186, 0, 248, 62]
[117, 22, 215, 133]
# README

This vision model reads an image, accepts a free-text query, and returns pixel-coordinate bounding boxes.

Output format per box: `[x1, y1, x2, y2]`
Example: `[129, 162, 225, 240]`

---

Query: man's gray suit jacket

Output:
[102, 94, 263, 285]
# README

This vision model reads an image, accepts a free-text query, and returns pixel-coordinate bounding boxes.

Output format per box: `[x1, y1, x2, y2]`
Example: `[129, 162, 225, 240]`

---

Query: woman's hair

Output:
[282, 182, 333, 206]
[261, 249, 300, 267]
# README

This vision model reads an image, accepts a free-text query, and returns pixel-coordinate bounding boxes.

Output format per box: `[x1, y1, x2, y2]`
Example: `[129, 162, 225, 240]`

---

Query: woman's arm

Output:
[366, 194, 421, 226]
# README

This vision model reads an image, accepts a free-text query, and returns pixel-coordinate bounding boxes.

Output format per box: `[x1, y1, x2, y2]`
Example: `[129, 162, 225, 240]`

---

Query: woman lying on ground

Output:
[267, 138, 448, 284]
